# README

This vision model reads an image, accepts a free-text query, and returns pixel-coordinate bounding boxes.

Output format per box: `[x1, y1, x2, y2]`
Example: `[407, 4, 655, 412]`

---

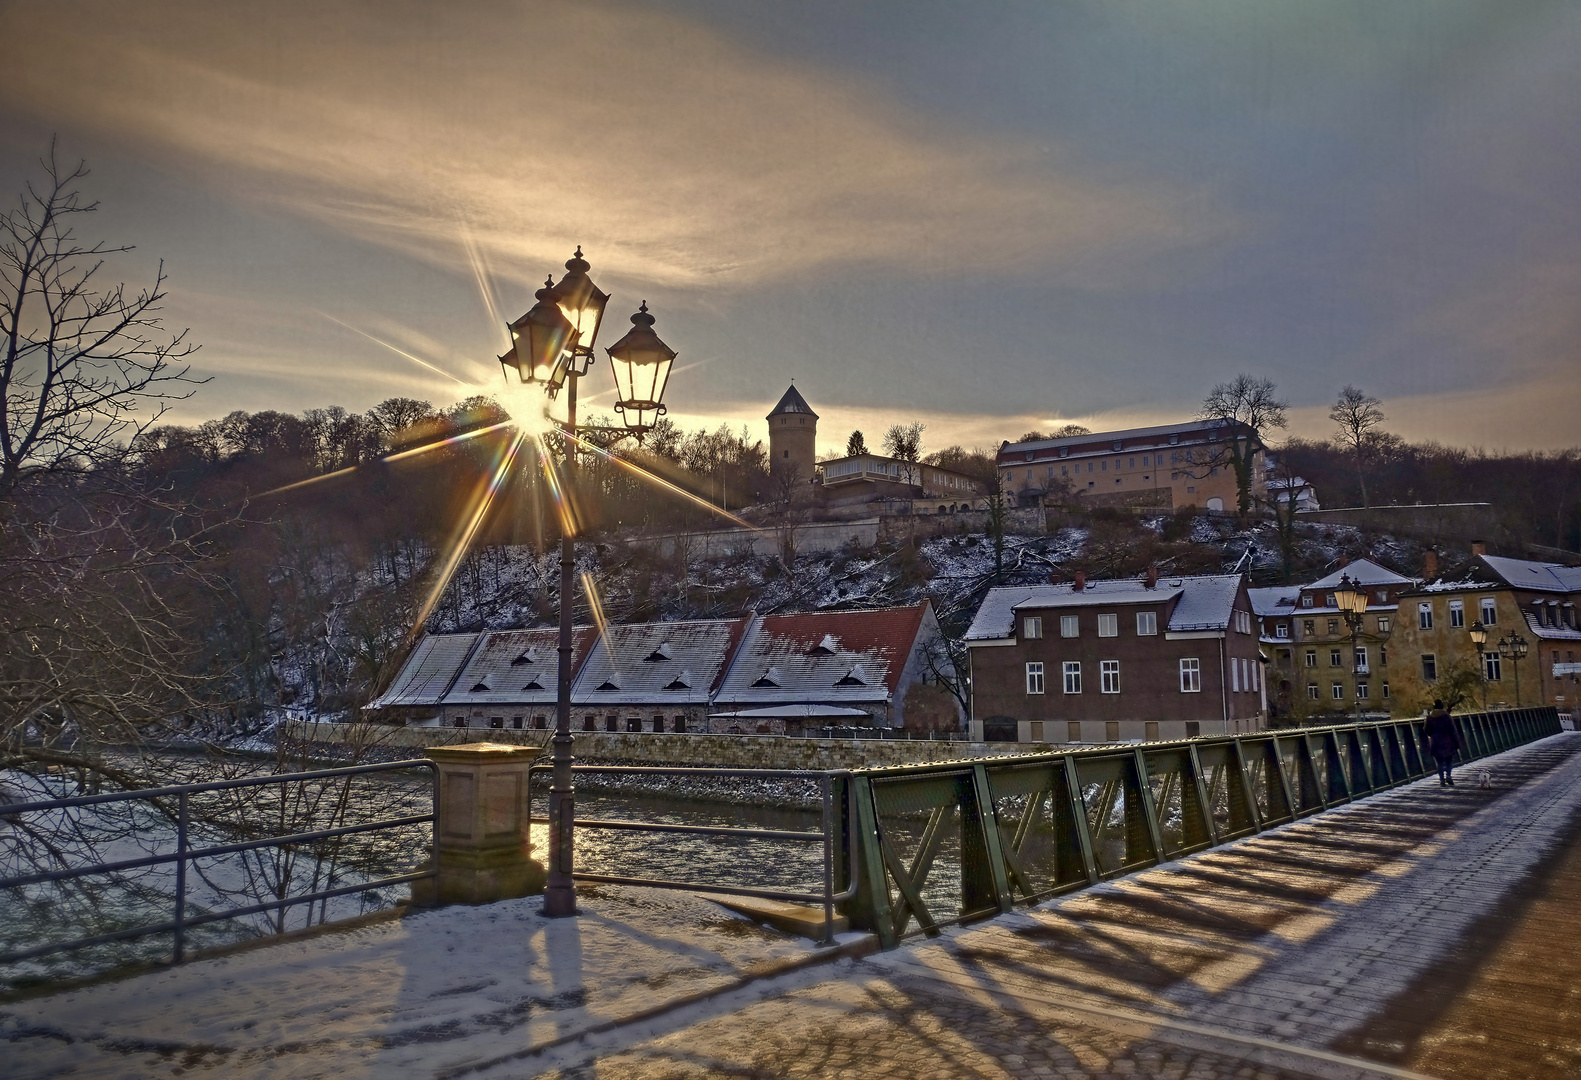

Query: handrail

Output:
[1, 758, 438, 970]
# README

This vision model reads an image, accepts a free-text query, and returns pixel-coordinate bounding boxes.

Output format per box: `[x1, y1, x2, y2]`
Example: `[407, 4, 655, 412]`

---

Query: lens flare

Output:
[560, 428, 761, 532]
[314, 309, 473, 386]
[409, 427, 529, 637]
[580, 569, 613, 656]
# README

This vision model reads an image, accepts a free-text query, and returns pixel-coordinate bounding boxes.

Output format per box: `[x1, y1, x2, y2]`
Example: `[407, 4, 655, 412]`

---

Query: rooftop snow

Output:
[573, 618, 751, 706]
[1307, 558, 1415, 590]
[370, 633, 481, 707]
[1480, 555, 1581, 593]
[440, 627, 598, 707]
[1248, 586, 1300, 617]
[966, 575, 1244, 640]
[713, 603, 929, 706]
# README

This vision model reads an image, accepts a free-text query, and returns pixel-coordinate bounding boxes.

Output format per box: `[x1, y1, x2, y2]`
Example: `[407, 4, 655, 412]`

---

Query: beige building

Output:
[1391, 550, 1581, 717]
[997, 419, 1265, 512]
[817, 453, 988, 512]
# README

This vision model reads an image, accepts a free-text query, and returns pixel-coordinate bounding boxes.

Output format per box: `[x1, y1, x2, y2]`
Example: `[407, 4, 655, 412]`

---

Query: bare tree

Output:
[1, 146, 215, 772]
[882, 421, 925, 462]
[1328, 385, 1386, 508]
[1, 143, 201, 499]
[1198, 375, 1288, 518]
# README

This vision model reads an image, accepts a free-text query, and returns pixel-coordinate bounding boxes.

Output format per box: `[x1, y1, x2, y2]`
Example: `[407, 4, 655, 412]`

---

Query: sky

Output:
[1, 0, 1577, 456]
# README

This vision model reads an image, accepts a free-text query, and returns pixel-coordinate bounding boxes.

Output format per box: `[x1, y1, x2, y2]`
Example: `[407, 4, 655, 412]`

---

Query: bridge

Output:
[4, 712, 1576, 1079]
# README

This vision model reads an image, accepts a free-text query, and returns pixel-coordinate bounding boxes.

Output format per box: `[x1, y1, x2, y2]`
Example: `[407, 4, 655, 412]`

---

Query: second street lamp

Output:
[1470, 621, 1490, 709]
[1497, 631, 1530, 707]
[499, 247, 675, 919]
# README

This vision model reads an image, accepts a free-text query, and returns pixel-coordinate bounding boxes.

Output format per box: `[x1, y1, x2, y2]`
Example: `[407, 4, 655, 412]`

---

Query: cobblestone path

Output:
[519, 734, 1581, 1080]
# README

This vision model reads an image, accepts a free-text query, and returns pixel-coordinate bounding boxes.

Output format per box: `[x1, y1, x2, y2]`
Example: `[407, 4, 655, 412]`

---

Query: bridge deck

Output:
[6, 734, 1580, 1079]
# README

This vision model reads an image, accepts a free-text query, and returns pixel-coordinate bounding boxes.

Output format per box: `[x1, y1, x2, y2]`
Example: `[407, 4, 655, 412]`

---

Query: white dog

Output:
[1476, 768, 1492, 789]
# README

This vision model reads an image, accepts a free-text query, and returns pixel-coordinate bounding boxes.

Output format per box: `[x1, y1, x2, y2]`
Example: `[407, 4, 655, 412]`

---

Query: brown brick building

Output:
[964, 572, 1265, 744]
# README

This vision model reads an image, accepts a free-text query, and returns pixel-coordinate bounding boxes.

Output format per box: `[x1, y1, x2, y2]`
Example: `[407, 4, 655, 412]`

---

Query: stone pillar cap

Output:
[425, 742, 543, 762]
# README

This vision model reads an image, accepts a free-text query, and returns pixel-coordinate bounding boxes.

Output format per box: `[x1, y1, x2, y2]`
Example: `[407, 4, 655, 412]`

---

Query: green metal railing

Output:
[834, 707, 1561, 949]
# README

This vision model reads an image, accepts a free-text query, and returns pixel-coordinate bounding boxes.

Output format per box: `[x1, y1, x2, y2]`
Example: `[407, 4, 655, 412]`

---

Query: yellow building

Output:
[997, 419, 1264, 512]
[1391, 551, 1581, 717]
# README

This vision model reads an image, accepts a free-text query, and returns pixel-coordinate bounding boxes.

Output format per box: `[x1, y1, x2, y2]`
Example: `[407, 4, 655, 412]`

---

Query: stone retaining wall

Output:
[284, 721, 1023, 769]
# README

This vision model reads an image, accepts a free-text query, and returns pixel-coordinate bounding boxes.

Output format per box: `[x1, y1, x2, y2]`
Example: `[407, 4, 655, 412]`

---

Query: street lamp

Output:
[1497, 631, 1530, 707]
[1334, 573, 1368, 719]
[501, 248, 675, 919]
[1470, 621, 1489, 708]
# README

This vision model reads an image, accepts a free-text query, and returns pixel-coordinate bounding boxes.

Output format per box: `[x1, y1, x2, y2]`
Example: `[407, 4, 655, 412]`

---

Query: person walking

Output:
[1422, 700, 1461, 786]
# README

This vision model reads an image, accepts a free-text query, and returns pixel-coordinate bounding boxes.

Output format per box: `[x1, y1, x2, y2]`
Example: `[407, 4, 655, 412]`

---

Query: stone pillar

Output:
[415, 742, 545, 906]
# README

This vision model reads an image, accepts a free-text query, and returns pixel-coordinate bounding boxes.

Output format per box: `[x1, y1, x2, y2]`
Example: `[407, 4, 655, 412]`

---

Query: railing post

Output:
[821, 773, 834, 946]
[1060, 756, 1100, 884]
[1227, 738, 1260, 833]
[965, 763, 1013, 915]
[174, 791, 188, 964]
[1129, 749, 1168, 865]
[417, 743, 545, 906]
[1184, 744, 1218, 846]
[847, 775, 895, 947]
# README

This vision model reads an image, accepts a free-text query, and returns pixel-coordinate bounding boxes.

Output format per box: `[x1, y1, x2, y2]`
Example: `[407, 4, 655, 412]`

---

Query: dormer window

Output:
[809, 634, 840, 655]
[595, 677, 621, 691]
[1112, 441, 1122, 452]
[752, 666, 782, 688]
[1169, 434, 1180, 445]
[1301, 595, 1313, 608]
[664, 670, 693, 690]
[644, 643, 674, 662]
[835, 665, 868, 686]
[469, 675, 494, 693]
[510, 647, 538, 666]
[522, 677, 543, 691]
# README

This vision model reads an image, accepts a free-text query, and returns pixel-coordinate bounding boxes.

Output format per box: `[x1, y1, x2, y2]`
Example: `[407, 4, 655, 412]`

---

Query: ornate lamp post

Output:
[1497, 630, 1530, 707]
[500, 248, 676, 918]
[1470, 620, 1490, 708]
[1333, 573, 1369, 720]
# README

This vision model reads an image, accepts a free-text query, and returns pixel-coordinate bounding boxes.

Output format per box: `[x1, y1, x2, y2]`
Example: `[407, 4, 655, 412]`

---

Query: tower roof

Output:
[767, 384, 818, 420]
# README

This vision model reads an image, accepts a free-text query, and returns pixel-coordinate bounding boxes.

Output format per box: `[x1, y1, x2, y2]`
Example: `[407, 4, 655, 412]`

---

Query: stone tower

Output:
[767, 384, 818, 481]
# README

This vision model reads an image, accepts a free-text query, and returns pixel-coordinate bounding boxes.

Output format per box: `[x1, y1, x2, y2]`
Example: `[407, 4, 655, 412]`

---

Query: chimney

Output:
[1471, 540, 1487, 557]
[1073, 571, 1086, 592]
[1145, 564, 1159, 590]
[1423, 548, 1439, 581]
[1049, 571, 1062, 585]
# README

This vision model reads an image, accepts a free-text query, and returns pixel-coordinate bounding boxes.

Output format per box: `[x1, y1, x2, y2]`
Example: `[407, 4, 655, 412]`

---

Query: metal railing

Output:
[0, 759, 437, 970]
[526, 763, 855, 944]
[837, 706, 1562, 949]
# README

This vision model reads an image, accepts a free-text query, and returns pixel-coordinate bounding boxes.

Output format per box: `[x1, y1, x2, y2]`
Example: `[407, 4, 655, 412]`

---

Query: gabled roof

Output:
[439, 627, 598, 707]
[1248, 586, 1300, 618]
[1307, 558, 1415, 590]
[965, 574, 1245, 641]
[997, 418, 1251, 464]
[714, 603, 930, 706]
[370, 633, 482, 708]
[572, 617, 751, 706]
[767, 384, 818, 420]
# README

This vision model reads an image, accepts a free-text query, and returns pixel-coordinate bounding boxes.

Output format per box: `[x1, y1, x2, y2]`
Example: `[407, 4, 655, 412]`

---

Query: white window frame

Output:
[1232, 659, 1240, 692]
[1480, 597, 1497, 626]
[1097, 613, 1118, 638]
[1377, 615, 1391, 634]
[1275, 622, 1289, 639]
[1060, 615, 1079, 638]
[1136, 611, 1158, 636]
[1332, 682, 1345, 700]
[1179, 658, 1201, 693]
[1418, 602, 1434, 630]
[1063, 661, 1082, 694]
[1449, 600, 1464, 628]
[1354, 646, 1369, 673]
[1483, 652, 1501, 681]
[1025, 662, 1045, 695]
[1100, 660, 1120, 694]
[1307, 682, 1320, 700]
[1022, 616, 1042, 639]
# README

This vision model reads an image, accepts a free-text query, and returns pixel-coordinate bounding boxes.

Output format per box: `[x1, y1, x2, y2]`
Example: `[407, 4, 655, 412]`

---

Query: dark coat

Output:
[1422, 710, 1461, 759]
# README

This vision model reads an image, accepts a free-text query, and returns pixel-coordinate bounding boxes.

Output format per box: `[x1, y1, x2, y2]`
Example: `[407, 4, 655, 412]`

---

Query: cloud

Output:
[0, 0, 1215, 294]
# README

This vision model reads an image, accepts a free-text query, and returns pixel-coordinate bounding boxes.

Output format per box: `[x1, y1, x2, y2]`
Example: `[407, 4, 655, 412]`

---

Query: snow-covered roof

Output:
[1524, 611, 1581, 641]
[965, 575, 1244, 640]
[707, 704, 871, 719]
[573, 618, 752, 706]
[438, 627, 599, 708]
[713, 603, 930, 707]
[370, 633, 482, 708]
[1307, 558, 1415, 590]
[1481, 555, 1581, 594]
[1248, 586, 1300, 617]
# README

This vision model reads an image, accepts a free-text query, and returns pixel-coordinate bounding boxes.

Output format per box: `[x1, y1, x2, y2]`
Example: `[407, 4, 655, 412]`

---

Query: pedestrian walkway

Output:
[6, 735, 1580, 1079]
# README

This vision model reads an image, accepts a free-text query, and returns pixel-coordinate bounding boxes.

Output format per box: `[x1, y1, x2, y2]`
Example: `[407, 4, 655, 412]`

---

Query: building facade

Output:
[1249, 558, 1415, 724]
[964, 571, 1265, 744]
[816, 453, 988, 513]
[996, 419, 1265, 512]
[1391, 551, 1581, 716]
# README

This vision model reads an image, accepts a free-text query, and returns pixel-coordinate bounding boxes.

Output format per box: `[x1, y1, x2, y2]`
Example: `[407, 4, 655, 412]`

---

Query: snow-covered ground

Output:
[2, 884, 847, 1079]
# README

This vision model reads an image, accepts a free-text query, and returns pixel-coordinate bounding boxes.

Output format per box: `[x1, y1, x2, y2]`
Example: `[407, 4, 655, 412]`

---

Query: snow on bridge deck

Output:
[8, 735, 1581, 1080]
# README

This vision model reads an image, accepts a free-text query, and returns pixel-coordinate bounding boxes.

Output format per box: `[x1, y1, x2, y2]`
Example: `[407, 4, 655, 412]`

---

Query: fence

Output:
[525, 763, 854, 943]
[0, 759, 437, 979]
[835, 707, 1561, 948]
